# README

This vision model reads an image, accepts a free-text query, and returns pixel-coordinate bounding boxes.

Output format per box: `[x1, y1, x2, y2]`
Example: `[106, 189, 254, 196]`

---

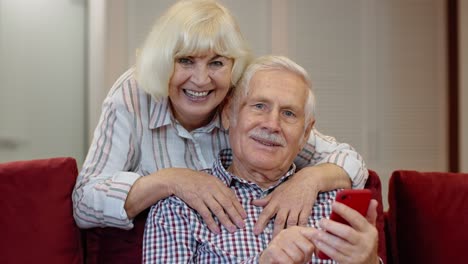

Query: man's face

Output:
[226, 69, 314, 187]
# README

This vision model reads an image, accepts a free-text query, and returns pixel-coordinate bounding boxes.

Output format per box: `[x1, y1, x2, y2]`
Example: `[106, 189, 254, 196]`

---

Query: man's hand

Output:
[310, 199, 379, 264]
[259, 226, 316, 264]
[252, 164, 350, 236]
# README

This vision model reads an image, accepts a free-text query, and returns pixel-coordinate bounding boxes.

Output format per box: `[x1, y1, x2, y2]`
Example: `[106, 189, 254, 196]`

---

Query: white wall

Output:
[96, 0, 448, 208]
[285, 1, 447, 207]
[0, 0, 86, 165]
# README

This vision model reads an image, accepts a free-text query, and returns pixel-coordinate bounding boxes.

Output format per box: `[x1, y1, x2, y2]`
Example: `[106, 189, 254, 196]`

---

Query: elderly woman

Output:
[72, 0, 368, 236]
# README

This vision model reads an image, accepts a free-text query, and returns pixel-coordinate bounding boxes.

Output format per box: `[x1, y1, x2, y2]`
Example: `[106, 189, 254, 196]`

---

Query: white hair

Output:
[230, 55, 316, 128]
[135, 0, 252, 100]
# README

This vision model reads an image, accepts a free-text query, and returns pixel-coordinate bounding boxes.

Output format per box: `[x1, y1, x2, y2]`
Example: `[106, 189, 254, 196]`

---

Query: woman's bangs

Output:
[175, 25, 233, 58]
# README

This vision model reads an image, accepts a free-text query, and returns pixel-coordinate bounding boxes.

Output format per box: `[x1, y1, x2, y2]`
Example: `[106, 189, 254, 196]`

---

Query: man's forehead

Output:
[248, 70, 308, 96]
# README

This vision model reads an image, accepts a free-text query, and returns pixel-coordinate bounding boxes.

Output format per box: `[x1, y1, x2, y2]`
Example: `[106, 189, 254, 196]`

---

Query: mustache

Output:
[248, 129, 286, 147]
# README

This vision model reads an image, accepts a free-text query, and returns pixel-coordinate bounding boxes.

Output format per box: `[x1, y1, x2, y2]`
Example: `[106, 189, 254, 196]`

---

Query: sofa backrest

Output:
[387, 170, 468, 264]
[0, 158, 388, 264]
[365, 169, 387, 264]
[84, 209, 148, 264]
[0, 157, 83, 264]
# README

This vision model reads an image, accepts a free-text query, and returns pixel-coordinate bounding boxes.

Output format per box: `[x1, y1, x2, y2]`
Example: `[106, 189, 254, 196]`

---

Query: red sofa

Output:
[3, 157, 464, 263]
[386, 170, 468, 264]
[0, 157, 83, 264]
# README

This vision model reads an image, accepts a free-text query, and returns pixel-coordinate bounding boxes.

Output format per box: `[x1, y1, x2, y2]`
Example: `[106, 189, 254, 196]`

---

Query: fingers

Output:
[260, 244, 293, 264]
[203, 195, 237, 233]
[311, 227, 352, 258]
[312, 200, 380, 263]
[331, 200, 377, 232]
[173, 172, 246, 234]
[206, 185, 247, 232]
[312, 226, 378, 264]
[254, 204, 277, 235]
[260, 227, 315, 264]
[254, 187, 317, 236]
[225, 188, 248, 220]
[273, 210, 288, 237]
[281, 234, 314, 263]
[193, 201, 221, 234]
[366, 199, 378, 226]
[251, 195, 270, 207]
[298, 205, 312, 226]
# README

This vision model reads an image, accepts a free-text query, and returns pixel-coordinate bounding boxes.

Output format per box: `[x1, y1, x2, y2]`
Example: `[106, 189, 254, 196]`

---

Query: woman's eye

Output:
[177, 58, 193, 65]
[210, 60, 224, 67]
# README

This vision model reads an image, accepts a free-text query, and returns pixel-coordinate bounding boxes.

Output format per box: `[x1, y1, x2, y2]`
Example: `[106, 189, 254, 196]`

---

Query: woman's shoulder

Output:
[103, 68, 155, 111]
[107, 68, 147, 98]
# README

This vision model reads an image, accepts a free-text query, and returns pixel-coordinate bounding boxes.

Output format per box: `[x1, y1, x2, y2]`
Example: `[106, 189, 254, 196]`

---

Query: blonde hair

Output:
[135, 0, 252, 100]
[230, 55, 316, 126]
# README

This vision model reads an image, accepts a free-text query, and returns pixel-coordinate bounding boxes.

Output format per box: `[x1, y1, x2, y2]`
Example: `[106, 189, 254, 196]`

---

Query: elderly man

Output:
[142, 55, 379, 264]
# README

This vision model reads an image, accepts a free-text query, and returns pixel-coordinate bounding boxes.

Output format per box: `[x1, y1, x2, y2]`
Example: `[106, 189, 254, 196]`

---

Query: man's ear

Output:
[301, 119, 315, 147]
[221, 99, 232, 130]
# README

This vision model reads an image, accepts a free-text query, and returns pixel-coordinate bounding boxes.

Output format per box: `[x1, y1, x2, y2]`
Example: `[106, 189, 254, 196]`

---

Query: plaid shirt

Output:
[143, 149, 338, 263]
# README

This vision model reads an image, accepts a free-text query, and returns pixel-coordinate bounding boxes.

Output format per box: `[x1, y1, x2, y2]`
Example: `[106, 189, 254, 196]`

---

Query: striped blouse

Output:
[72, 68, 368, 229]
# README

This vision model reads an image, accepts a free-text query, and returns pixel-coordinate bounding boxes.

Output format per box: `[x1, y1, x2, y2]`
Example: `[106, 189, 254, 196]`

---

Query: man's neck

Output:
[227, 162, 286, 190]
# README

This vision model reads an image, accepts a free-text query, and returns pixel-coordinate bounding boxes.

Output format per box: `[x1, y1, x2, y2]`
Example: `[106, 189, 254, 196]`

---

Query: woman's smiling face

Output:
[168, 51, 233, 131]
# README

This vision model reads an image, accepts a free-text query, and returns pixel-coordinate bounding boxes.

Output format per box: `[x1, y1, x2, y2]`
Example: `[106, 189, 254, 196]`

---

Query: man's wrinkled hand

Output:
[259, 226, 316, 264]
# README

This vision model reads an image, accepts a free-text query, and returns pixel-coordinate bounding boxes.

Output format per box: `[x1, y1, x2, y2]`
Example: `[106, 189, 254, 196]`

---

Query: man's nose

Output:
[191, 65, 211, 86]
[263, 111, 281, 131]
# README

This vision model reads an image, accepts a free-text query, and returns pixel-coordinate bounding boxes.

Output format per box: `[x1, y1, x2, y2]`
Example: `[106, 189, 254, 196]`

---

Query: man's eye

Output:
[177, 58, 193, 65]
[283, 110, 296, 118]
[253, 103, 265, 110]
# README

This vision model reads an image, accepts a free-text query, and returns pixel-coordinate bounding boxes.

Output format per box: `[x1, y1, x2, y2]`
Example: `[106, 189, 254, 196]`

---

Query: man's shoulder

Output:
[156, 195, 190, 210]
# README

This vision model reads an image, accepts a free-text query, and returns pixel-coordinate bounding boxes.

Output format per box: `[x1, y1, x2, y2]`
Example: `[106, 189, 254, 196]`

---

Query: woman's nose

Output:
[190, 65, 211, 86]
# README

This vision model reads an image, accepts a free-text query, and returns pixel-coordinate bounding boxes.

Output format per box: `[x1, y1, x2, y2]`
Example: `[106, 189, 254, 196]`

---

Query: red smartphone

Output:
[317, 189, 372, 260]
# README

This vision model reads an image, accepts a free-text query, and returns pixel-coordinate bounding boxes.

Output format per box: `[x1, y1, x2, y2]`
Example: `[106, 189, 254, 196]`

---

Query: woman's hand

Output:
[252, 164, 351, 236]
[168, 168, 247, 234]
[125, 168, 246, 234]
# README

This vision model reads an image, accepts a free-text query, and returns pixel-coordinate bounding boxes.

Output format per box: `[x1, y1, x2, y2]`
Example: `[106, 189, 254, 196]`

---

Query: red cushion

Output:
[84, 209, 148, 264]
[365, 170, 387, 264]
[0, 157, 83, 264]
[387, 170, 468, 264]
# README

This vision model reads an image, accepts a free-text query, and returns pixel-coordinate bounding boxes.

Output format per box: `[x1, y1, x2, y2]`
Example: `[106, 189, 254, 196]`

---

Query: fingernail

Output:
[229, 225, 237, 233]
[253, 227, 259, 235]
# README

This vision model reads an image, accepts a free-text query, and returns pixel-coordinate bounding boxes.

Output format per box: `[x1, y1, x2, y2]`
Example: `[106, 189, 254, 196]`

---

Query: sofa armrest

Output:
[0, 157, 83, 264]
[365, 169, 387, 264]
[386, 170, 468, 264]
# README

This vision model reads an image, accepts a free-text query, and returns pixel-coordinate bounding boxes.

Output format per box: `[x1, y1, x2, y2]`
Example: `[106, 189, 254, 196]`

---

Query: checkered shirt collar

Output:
[211, 148, 297, 192]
